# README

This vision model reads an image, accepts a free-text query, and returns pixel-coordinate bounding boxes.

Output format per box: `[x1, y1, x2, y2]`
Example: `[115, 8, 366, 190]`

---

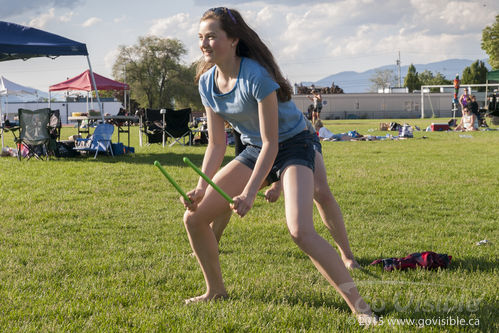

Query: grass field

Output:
[0, 118, 497, 332]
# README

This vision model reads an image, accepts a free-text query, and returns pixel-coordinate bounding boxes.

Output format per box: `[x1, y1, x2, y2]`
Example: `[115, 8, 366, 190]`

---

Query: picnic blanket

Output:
[370, 251, 452, 271]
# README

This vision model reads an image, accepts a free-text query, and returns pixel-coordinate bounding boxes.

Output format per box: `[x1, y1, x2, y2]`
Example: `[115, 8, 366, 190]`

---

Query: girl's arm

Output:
[232, 91, 279, 217]
[182, 106, 227, 210]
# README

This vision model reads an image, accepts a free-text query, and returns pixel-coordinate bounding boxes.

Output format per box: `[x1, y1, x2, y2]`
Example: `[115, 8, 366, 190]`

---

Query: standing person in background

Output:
[459, 88, 470, 113]
[307, 89, 323, 123]
[469, 95, 479, 117]
[182, 7, 376, 325]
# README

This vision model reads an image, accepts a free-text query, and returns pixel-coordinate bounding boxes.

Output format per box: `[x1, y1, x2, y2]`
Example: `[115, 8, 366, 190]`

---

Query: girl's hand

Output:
[230, 193, 255, 218]
[181, 187, 206, 211]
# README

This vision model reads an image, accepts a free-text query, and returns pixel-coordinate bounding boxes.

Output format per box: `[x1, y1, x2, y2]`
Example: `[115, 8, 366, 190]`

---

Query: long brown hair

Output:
[195, 7, 292, 102]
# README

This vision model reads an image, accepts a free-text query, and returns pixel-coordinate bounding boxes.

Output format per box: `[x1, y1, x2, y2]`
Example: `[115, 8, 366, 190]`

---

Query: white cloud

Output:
[0, 0, 82, 19]
[104, 48, 120, 71]
[28, 8, 55, 28]
[82, 17, 102, 27]
[148, 13, 200, 63]
[59, 11, 74, 22]
[148, 13, 196, 37]
[114, 15, 126, 23]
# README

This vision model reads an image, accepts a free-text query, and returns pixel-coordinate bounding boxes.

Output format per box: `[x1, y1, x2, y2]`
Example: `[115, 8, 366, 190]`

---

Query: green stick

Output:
[154, 161, 191, 203]
[183, 157, 234, 204]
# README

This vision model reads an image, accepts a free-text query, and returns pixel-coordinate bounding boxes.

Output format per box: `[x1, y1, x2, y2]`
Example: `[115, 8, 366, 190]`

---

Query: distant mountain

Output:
[301, 58, 491, 93]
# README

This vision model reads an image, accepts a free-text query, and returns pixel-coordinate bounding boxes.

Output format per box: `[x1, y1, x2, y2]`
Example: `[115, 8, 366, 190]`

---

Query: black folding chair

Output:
[164, 108, 192, 146]
[49, 109, 61, 141]
[140, 108, 164, 144]
[9, 108, 51, 160]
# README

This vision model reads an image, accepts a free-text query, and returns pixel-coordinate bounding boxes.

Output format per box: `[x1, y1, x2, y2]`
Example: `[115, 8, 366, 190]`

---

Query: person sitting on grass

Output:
[454, 107, 478, 132]
[314, 120, 364, 141]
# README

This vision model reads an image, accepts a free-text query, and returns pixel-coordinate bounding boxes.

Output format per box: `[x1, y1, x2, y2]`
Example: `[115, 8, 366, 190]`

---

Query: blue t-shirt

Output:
[198, 57, 306, 147]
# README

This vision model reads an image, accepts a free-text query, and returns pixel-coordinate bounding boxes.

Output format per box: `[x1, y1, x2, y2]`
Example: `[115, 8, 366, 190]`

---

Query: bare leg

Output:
[281, 165, 372, 315]
[263, 152, 360, 269]
[210, 178, 270, 243]
[210, 154, 360, 269]
[183, 160, 252, 303]
[210, 210, 232, 244]
[313, 151, 360, 269]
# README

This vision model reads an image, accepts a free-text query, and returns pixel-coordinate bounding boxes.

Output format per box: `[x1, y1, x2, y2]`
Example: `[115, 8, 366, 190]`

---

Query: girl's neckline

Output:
[213, 58, 244, 96]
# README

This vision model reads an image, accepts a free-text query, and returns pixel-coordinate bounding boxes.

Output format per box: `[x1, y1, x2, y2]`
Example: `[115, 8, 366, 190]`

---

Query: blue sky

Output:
[0, 0, 497, 92]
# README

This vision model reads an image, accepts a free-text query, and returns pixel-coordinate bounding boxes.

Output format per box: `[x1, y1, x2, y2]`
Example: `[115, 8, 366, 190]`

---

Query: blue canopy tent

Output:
[0, 21, 104, 122]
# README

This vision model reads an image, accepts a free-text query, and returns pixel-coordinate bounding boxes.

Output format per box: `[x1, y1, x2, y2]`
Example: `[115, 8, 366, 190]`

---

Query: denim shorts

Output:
[235, 130, 315, 184]
[311, 132, 322, 155]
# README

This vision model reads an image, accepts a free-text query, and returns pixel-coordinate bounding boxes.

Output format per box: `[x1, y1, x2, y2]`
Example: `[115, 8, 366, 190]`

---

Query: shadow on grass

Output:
[51, 151, 233, 167]
[235, 288, 351, 313]
[449, 256, 497, 273]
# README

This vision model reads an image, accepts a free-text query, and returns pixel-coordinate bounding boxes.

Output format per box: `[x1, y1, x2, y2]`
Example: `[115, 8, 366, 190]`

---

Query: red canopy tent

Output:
[49, 70, 129, 116]
[49, 70, 129, 91]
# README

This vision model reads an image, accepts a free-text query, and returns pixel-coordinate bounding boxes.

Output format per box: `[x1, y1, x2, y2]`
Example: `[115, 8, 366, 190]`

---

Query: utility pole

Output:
[396, 51, 401, 87]
[123, 64, 127, 112]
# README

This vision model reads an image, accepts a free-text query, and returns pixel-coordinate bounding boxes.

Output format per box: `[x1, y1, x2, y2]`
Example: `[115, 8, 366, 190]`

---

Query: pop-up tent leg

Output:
[86, 56, 104, 123]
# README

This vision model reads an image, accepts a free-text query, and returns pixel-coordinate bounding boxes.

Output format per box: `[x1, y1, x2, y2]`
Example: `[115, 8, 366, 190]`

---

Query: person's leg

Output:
[210, 210, 232, 243]
[210, 177, 270, 243]
[281, 165, 372, 315]
[183, 159, 252, 303]
[313, 151, 360, 269]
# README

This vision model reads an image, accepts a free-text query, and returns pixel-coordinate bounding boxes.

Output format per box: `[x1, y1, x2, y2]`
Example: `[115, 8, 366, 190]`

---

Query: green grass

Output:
[0, 119, 497, 332]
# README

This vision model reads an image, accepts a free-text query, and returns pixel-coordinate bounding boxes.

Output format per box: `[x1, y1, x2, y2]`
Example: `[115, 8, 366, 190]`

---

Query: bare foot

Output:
[184, 293, 228, 305]
[342, 257, 361, 270]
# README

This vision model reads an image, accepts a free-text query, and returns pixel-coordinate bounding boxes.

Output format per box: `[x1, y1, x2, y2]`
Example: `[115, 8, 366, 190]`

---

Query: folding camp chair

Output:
[164, 108, 192, 146]
[49, 109, 61, 141]
[9, 108, 51, 161]
[73, 123, 114, 158]
[139, 108, 164, 144]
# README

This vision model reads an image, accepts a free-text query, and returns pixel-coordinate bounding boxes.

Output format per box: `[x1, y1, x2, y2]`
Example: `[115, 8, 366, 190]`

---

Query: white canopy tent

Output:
[0, 76, 40, 148]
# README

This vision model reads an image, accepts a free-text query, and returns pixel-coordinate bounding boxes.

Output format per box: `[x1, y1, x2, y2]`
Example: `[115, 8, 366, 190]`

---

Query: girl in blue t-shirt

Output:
[181, 7, 376, 325]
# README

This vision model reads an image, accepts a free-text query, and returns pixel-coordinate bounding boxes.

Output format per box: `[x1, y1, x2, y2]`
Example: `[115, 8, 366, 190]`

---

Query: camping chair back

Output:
[49, 109, 61, 141]
[89, 123, 114, 151]
[19, 108, 51, 145]
[145, 108, 162, 123]
[164, 108, 192, 146]
[73, 123, 114, 158]
[142, 108, 163, 144]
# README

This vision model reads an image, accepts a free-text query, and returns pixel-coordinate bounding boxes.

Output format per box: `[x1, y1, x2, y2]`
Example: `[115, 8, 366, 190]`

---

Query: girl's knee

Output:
[314, 185, 334, 205]
[288, 227, 316, 249]
[183, 210, 204, 231]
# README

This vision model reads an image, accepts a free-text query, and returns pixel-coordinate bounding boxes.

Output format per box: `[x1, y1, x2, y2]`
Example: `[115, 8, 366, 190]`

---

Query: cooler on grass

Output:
[431, 123, 449, 131]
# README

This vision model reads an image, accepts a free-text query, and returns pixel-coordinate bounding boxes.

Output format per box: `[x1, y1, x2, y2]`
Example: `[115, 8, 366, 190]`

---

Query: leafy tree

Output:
[112, 36, 201, 110]
[418, 70, 434, 86]
[418, 70, 451, 92]
[481, 14, 499, 69]
[403, 64, 420, 92]
[462, 60, 489, 91]
[431, 72, 451, 86]
[369, 69, 396, 92]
